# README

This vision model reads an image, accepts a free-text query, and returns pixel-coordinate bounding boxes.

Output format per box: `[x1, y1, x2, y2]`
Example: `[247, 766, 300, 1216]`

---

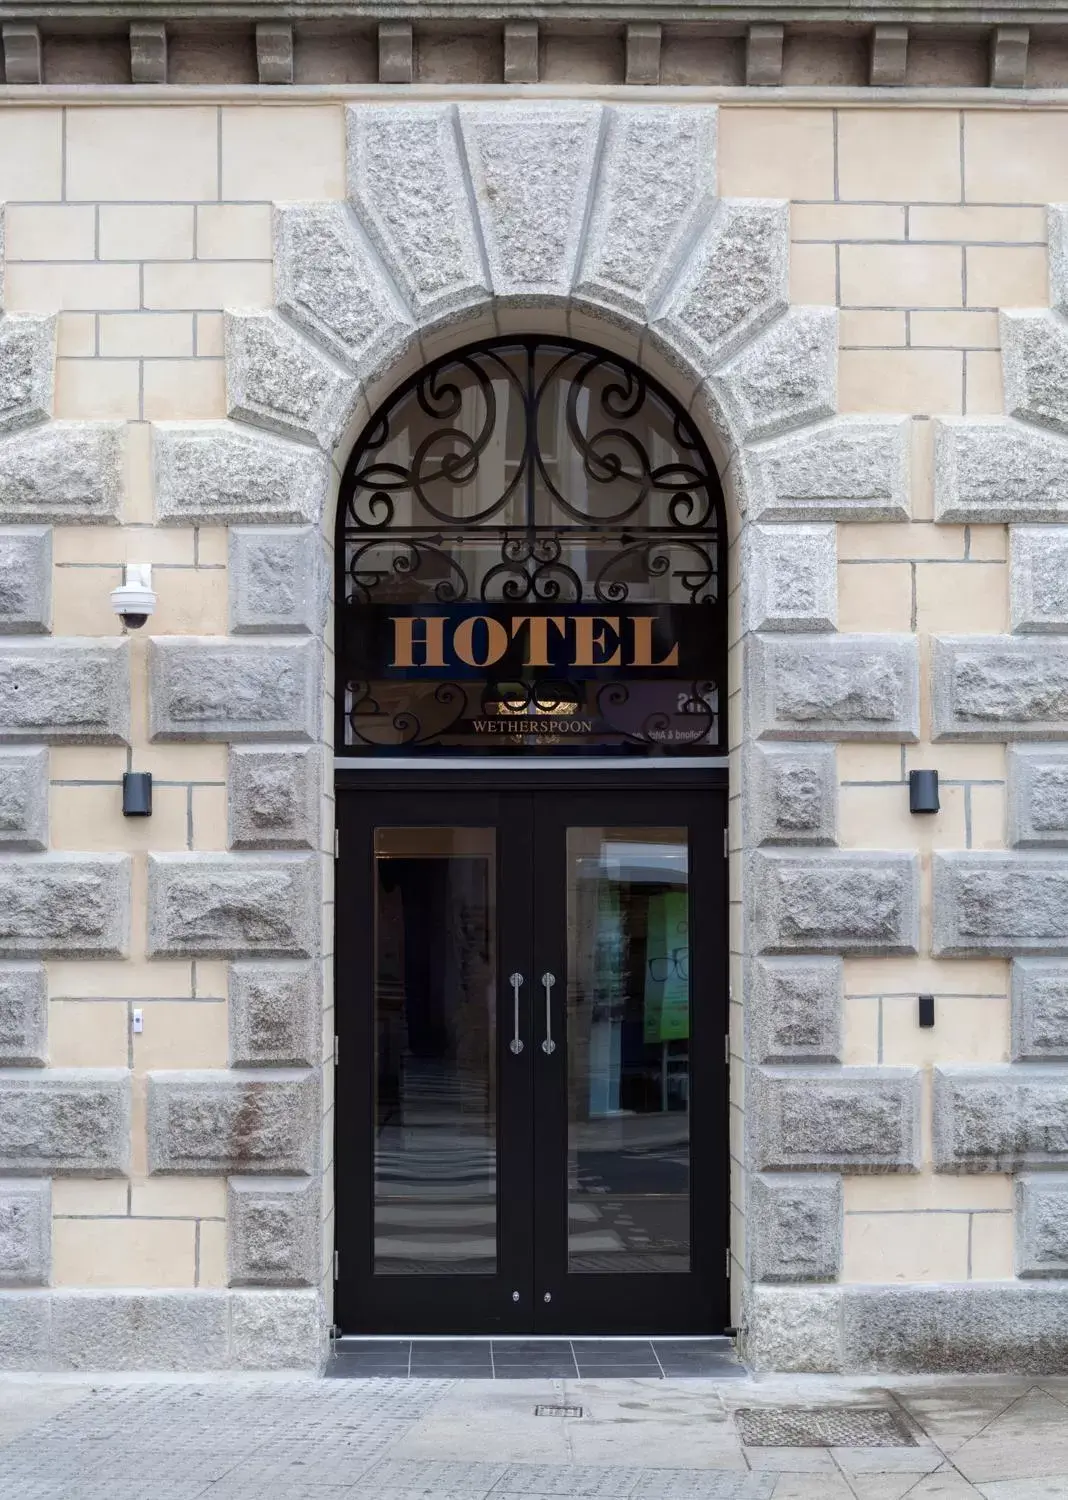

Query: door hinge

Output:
[334, 1034, 339, 1066]
[726, 1248, 731, 1279]
[334, 827, 339, 858]
[723, 827, 729, 858]
[333, 1249, 339, 1281]
[725, 1033, 730, 1065]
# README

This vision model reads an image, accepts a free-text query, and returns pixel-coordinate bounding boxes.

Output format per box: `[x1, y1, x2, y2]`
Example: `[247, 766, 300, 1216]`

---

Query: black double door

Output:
[334, 772, 728, 1336]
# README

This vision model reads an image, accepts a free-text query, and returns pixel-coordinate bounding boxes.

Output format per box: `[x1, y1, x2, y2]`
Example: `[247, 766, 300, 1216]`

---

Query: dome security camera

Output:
[110, 564, 157, 630]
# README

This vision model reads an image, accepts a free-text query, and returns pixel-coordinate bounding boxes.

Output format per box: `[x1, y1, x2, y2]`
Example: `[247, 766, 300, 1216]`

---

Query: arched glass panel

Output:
[335, 338, 727, 756]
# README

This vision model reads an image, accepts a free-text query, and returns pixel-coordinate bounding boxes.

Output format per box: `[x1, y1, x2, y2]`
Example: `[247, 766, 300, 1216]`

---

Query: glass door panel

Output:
[565, 828, 691, 1275]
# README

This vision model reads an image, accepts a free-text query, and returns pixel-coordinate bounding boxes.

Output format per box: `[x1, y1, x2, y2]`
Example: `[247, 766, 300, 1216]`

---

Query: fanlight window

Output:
[335, 338, 727, 756]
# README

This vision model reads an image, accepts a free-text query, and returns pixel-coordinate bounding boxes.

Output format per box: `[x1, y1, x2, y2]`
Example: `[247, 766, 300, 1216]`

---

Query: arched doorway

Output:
[332, 338, 730, 1335]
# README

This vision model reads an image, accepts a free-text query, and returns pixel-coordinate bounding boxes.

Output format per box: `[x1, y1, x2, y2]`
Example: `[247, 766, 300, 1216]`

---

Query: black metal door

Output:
[334, 772, 728, 1336]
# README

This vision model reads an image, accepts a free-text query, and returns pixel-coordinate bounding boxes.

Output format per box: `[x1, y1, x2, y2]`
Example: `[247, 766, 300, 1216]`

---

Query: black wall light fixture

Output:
[122, 771, 152, 817]
[918, 994, 935, 1028]
[909, 768, 940, 814]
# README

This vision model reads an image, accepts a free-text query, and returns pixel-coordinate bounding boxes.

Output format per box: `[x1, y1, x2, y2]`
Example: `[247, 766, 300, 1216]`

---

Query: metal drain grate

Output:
[736, 1406, 917, 1448]
[534, 1404, 584, 1418]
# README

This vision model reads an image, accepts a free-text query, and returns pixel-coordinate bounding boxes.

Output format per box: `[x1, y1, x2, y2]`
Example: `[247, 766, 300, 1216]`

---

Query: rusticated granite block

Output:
[0, 964, 46, 1066]
[933, 852, 1068, 956]
[148, 637, 318, 742]
[51, 1290, 229, 1371]
[228, 1177, 319, 1286]
[745, 417, 910, 524]
[749, 1173, 841, 1283]
[225, 311, 357, 451]
[748, 956, 842, 1064]
[933, 1064, 1068, 1170]
[1052, 206, 1068, 317]
[0, 1290, 49, 1368]
[147, 854, 318, 959]
[0, 748, 48, 850]
[0, 1178, 50, 1285]
[229, 746, 320, 851]
[933, 636, 1068, 740]
[744, 1285, 841, 1373]
[230, 1288, 322, 1370]
[154, 422, 329, 527]
[229, 527, 323, 635]
[749, 1065, 921, 1172]
[1013, 959, 1068, 1060]
[148, 1070, 318, 1175]
[229, 961, 320, 1068]
[0, 527, 50, 633]
[0, 855, 129, 958]
[1002, 310, 1068, 436]
[1017, 1174, 1068, 1277]
[0, 1070, 129, 1174]
[0, 314, 54, 434]
[745, 743, 837, 847]
[742, 523, 837, 634]
[935, 418, 1068, 524]
[747, 633, 919, 742]
[0, 423, 124, 525]
[0, 639, 128, 743]
[1009, 746, 1068, 847]
[708, 307, 837, 446]
[1011, 527, 1068, 634]
[748, 850, 919, 956]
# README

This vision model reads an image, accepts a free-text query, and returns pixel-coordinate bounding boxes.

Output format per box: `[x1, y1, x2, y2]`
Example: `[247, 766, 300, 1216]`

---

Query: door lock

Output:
[541, 972, 556, 1054]
[543, 1292, 552, 1303]
[512, 1290, 520, 1302]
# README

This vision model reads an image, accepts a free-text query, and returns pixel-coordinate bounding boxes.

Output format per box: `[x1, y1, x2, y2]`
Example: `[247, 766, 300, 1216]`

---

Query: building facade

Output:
[1, 4, 1068, 1374]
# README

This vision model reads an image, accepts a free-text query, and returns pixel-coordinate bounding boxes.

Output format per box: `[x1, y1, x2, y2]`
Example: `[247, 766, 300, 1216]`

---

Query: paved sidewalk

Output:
[1, 1369, 1067, 1498]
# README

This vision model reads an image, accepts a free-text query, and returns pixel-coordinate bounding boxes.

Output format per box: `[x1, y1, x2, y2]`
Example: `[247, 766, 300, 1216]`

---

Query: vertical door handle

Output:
[541, 972, 556, 1054]
[509, 973, 524, 1055]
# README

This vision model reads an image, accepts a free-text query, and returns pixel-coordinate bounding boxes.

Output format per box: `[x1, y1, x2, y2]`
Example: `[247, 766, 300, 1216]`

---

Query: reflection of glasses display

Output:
[647, 948, 690, 982]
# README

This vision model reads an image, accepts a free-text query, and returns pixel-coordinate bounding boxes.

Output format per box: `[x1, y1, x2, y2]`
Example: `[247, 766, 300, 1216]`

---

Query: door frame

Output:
[333, 763, 730, 1336]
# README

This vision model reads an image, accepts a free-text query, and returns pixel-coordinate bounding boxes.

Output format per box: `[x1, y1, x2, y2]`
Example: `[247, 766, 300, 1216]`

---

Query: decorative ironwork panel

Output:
[336, 338, 727, 756]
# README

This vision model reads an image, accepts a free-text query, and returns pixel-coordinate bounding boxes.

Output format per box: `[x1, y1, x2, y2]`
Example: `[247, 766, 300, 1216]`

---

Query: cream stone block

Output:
[846, 955, 1007, 997]
[197, 204, 273, 261]
[790, 243, 836, 305]
[50, 784, 189, 853]
[142, 359, 226, 421]
[52, 1178, 128, 1216]
[99, 206, 195, 262]
[904, 743, 1006, 779]
[838, 562, 912, 633]
[844, 996, 879, 1064]
[844, 1173, 1014, 1212]
[48, 958, 193, 999]
[129, 1177, 226, 1219]
[99, 314, 195, 360]
[195, 314, 225, 357]
[839, 350, 962, 416]
[6, 263, 140, 312]
[123, 421, 153, 526]
[911, 417, 935, 523]
[970, 1213, 1015, 1280]
[838, 743, 904, 782]
[143, 263, 273, 312]
[966, 246, 1049, 309]
[52, 1217, 197, 1288]
[967, 527, 1008, 562]
[839, 310, 907, 348]
[965, 351, 1004, 415]
[52, 565, 123, 638]
[915, 561, 1007, 633]
[150, 567, 228, 635]
[881, 994, 1009, 1065]
[50, 746, 128, 781]
[843, 1211, 970, 1283]
[839, 244, 963, 309]
[197, 1220, 228, 1288]
[191, 785, 228, 851]
[49, 999, 128, 1067]
[193, 961, 228, 999]
[792, 204, 906, 241]
[969, 785, 1007, 851]
[837, 110, 962, 203]
[221, 106, 344, 201]
[53, 526, 196, 567]
[66, 108, 219, 202]
[910, 311, 1000, 350]
[909, 205, 1047, 244]
[717, 107, 834, 199]
[132, 1000, 227, 1070]
[0, 110, 63, 199]
[838, 522, 966, 563]
[5, 205, 96, 261]
[55, 359, 140, 420]
[57, 313, 96, 358]
[840, 783, 966, 850]
[131, 1069, 148, 1175]
[963, 112, 1068, 204]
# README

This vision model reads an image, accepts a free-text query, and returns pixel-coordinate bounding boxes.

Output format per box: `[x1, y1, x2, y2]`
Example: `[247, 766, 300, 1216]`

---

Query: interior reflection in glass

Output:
[373, 827, 497, 1275]
[566, 828, 691, 1273]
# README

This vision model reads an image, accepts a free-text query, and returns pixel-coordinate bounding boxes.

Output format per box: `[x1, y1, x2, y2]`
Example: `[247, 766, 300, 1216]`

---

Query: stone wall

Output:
[0, 89, 1067, 1372]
